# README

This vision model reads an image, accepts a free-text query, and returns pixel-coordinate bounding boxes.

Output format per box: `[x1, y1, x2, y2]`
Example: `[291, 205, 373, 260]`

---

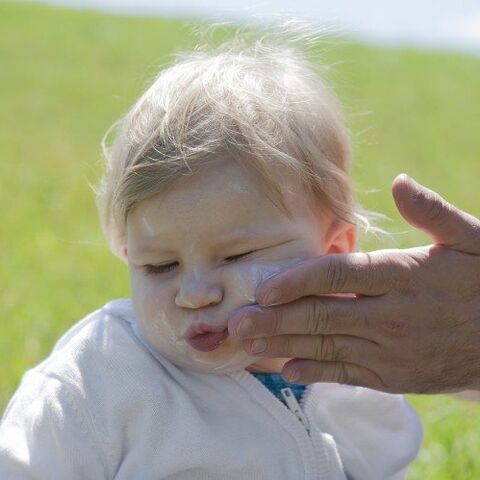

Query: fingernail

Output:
[247, 338, 267, 354]
[261, 288, 281, 306]
[284, 367, 300, 383]
[237, 317, 254, 338]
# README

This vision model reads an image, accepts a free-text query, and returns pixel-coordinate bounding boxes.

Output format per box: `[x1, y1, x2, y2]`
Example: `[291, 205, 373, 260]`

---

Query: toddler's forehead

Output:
[127, 165, 322, 250]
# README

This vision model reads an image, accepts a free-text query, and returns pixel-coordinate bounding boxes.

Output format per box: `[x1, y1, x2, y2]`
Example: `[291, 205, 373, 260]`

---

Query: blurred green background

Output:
[1, 2, 480, 478]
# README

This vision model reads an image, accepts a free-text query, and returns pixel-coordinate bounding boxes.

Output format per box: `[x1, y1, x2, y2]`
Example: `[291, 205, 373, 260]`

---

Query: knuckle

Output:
[394, 255, 419, 292]
[326, 257, 348, 292]
[268, 307, 284, 337]
[307, 300, 330, 334]
[353, 251, 388, 293]
[334, 362, 351, 384]
[281, 335, 296, 357]
[375, 252, 407, 291]
[314, 336, 335, 360]
[353, 252, 375, 289]
[334, 343, 351, 362]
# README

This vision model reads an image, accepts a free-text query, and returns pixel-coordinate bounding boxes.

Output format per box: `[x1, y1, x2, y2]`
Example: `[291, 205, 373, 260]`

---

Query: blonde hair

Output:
[96, 21, 374, 259]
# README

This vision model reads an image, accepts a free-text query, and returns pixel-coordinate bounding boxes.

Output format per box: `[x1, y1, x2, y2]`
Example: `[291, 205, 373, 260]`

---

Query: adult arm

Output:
[228, 174, 480, 394]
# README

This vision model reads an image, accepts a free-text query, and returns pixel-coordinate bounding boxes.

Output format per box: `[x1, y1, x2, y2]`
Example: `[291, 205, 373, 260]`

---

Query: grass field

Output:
[1, 2, 480, 478]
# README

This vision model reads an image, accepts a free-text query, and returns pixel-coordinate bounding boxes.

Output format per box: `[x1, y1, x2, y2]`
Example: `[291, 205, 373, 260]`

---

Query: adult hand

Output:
[228, 174, 480, 394]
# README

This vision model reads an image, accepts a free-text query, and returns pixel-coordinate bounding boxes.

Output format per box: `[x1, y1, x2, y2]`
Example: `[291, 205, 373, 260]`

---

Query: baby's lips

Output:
[185, 322, 228, 339]
[185, 329, 229, 352]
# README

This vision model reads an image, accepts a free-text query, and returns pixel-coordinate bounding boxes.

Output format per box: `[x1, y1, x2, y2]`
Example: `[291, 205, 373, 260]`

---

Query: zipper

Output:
[280, 387, 311, 435]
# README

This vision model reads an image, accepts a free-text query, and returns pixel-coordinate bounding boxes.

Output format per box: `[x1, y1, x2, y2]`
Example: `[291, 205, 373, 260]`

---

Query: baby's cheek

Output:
[143, 287, 172, 321]
[224, 258, 306, 304]
[130, 269, 154, 309]
[131, 277, 173, 331]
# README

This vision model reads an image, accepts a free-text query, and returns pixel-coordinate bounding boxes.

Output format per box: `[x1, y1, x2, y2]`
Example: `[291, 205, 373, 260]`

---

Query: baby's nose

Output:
[175, 277, 223, 309]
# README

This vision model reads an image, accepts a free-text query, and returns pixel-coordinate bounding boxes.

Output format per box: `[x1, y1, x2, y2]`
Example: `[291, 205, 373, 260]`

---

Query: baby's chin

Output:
[162, 336, 259, 374]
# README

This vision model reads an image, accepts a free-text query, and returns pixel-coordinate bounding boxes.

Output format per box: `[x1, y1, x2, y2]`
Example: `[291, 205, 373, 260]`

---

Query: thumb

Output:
[392, 174, 480, 254]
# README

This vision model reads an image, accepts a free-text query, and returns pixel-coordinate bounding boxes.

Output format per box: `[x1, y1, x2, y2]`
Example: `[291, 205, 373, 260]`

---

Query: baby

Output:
[0, 29, 422, 479]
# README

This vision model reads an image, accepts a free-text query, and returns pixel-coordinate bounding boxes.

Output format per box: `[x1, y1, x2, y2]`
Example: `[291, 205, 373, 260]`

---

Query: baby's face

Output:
[126, 160, 351, 374]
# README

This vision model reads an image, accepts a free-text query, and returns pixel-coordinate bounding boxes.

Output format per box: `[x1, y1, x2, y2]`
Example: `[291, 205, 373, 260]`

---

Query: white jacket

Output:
[0, 299, 422, 479]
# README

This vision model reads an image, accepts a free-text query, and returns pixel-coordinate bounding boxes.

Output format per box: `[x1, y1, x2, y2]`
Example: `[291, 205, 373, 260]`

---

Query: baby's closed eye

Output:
[224, 250, 255, 263]
[144, 263, 179, 275]
[143, 251, 256, 276]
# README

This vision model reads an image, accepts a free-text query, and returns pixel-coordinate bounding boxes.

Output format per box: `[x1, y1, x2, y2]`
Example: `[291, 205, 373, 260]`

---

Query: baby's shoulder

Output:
[27, 299, 172, 404]
[35, 299, 140, 369]
[1, 301, 177, 475]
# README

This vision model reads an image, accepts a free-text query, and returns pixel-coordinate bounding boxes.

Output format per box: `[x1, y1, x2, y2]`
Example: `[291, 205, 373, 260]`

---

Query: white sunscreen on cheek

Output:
[227, 257, 307, 304]
[184, 257, 309, 373]
[133, 258, 308, 374]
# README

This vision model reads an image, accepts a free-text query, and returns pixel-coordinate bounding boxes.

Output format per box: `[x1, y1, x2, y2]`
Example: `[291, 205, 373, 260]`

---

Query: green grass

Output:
[1, 2, 480, 478]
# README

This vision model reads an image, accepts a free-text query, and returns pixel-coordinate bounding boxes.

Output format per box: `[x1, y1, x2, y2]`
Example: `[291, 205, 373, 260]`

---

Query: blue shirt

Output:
[251, 372, 307, 407]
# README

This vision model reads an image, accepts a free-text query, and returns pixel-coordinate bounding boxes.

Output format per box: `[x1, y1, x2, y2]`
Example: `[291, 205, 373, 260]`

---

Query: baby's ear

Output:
[116, 237, 129, 264]
[323, 219, 357, 254]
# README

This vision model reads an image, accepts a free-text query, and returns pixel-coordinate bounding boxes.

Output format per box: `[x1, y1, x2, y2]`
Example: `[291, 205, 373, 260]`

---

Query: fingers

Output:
[281, 359, 389, 391]
[392, 174, 480, 254]
[242, 333, 380, 368]
[255, 252, 393, 306]
[229, 296, 382, 342]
